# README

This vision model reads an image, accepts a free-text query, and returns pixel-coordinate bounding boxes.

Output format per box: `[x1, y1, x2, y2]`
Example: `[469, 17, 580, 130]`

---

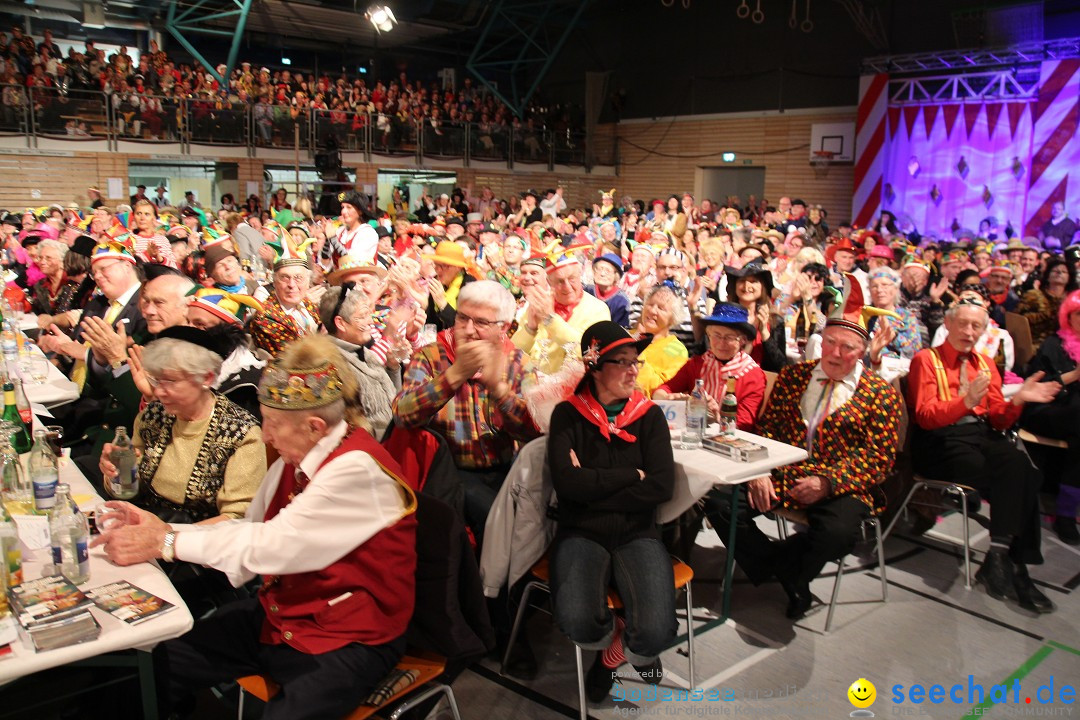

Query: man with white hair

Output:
[513, 251, 611, 375]
[94, 336, 418, 720]
[908, 296, 1061, 613]
[394, 280, 539, 541]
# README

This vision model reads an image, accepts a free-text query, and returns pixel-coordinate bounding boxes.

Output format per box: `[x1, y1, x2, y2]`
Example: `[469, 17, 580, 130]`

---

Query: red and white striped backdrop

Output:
[852, 74, 889, 228]
[1024, 59, 1080, 238]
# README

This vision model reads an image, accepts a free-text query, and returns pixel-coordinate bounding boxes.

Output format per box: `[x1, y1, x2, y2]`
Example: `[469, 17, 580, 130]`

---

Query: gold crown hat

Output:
[825, 272, 901, 341]
[258, 357, 344, 410]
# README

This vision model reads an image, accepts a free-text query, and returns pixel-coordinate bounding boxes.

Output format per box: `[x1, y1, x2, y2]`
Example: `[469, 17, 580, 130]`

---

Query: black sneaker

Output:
[633, 658, 664, 685]
[585, 654, 618, 703]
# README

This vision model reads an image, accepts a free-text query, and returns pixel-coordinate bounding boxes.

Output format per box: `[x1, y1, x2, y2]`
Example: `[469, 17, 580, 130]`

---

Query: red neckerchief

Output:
[568, 386, 654, 443]
[594, 284, 619, 302]
[553, 297, 579, 322]
[988, 290, 1008, 306]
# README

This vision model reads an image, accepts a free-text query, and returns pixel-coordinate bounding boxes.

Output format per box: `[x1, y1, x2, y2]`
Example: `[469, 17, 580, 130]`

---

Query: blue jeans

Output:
[550, 535, 676, 666]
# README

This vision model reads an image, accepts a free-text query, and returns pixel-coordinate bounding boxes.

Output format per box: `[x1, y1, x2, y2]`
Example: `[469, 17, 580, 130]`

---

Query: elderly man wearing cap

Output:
[981, 260, 1020, 316]
[394, 280, 538, 538]
[249, 240, 319, 356]
[899, 257, 949, 347]
[204, 233, 258, 296]
[710, 286, 903, 619]
[908, 295, 1061, 613]
[514, 249, 611, 375]
[828, 237, 868, 298]
[588, 253, 630, 328]
[94, 335, 419, 720]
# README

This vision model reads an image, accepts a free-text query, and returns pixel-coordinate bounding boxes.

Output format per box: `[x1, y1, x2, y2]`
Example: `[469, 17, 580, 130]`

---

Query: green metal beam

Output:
[466, 0, 591, 117]
[165, 0, 253, 86]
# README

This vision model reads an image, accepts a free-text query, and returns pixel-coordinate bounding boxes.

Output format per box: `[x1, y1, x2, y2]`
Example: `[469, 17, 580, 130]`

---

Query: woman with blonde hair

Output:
[633, 285, 689, 397]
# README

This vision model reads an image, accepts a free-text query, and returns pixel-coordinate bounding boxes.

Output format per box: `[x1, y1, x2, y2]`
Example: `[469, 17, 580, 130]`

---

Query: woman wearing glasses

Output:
[546, 320, 676, 703]
[653, 303, 766, 431]
[98, 326, 266, 525]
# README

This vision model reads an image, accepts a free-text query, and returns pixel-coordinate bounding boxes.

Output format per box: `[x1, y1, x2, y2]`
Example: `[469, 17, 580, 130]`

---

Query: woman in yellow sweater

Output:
[634, 285, 689, 396]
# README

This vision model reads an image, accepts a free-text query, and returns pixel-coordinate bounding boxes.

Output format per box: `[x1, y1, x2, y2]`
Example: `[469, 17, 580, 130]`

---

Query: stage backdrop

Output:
[854, 58, 1080, 240]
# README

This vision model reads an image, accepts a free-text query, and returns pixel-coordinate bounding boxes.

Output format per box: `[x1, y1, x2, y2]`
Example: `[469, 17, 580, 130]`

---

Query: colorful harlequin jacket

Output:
[756, 360, 901, 514]
[248, 294, 320, 357]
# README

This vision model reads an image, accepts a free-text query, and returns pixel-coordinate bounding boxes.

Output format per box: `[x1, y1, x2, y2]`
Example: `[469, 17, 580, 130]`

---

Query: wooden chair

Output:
[502, 554, 695, 720]
[236, 650, 460, 720]
[1005, 312, 1034, 371]
[759, 370, 778, 418]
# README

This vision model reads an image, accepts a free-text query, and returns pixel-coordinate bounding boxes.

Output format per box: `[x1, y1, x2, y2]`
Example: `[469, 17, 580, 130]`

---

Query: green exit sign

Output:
[742, 159, 754, 165]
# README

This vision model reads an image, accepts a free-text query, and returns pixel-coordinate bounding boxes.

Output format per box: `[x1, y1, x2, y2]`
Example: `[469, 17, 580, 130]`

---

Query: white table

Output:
[662, 429, 809, 621]
[0, 445, 194, 719]
[6, 335, 80, 409]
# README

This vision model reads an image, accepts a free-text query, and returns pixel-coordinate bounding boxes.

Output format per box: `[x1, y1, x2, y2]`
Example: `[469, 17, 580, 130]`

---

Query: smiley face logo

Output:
[848, 678, 876, 709]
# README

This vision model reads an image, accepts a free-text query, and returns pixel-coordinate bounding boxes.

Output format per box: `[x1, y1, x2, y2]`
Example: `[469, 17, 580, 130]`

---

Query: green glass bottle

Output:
[2, 378, 31, 454]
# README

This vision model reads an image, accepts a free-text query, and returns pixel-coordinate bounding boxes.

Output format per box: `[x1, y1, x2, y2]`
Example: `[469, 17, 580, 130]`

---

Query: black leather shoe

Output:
[975, 549, 1017, 602]
[633, 659, 663, 685]
[585, 654, 618, 703]
[1013, 564, 1056, 614]
[1053, 516, 1080, 546]
[778, 576, 813, 619]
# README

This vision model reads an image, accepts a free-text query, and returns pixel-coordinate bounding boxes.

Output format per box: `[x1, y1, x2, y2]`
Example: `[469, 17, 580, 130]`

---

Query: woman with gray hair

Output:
[29, 238, 79, 319]
[319, 282, 401, 438]
[98, 326, 266, 524]
[866, 266, 923, 360]
[632, 284, 688, 397]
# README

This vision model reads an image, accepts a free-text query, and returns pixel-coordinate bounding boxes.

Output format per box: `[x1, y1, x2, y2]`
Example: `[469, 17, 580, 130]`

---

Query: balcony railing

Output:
[2, 85, 616, 170]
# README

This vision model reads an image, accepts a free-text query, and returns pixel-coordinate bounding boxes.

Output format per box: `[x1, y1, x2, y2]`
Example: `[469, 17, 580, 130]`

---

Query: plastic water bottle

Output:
[48, 484, 90, 585]
[682, 379, 708, 449]
[29, 429, 58, 514]
[108, 427, 139, 500]
[720, 378, 738, 437]
[0, 320, 16, 365]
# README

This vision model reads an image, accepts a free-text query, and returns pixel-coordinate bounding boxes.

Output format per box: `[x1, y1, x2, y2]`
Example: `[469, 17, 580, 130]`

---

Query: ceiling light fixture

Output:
[365, 4, 397, 33]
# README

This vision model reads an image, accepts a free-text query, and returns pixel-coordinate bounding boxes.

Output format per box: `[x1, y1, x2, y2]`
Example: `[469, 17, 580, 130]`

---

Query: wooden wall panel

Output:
[609, 109, 857, 220]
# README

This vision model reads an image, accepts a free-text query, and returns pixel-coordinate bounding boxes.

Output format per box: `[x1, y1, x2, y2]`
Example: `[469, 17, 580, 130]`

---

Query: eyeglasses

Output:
[820, 335, 863, 355]
[91, 260, 126, 280]
[276, 273, 308, 287]
[707, 333, 744, 344]
[602, 358, 645, 370]
[455, 311, 503, 330]
[146, 375, 190, 389]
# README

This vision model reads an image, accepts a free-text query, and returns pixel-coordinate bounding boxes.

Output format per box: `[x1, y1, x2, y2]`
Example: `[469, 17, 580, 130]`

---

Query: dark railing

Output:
[0, 85, 614, 171]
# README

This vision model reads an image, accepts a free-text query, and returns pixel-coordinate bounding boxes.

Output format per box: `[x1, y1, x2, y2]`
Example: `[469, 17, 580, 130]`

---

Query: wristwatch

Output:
[161, 531, 177, 562]
[110, 357, 128, 370]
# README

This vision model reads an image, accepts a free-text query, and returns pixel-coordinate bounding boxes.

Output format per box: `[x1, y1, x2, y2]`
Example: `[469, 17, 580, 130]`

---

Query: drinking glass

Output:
[30, 355, 49, 384]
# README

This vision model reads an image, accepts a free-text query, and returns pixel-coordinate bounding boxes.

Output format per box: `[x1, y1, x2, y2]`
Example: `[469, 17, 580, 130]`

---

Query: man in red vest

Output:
[93, 336, 418, 719]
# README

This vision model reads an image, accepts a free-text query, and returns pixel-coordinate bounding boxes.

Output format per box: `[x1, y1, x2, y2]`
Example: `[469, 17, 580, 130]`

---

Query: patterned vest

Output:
[137, 394, 259, 522]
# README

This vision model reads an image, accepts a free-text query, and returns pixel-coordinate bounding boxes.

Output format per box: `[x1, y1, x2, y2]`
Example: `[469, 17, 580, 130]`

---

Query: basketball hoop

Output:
[811, 150, 835, 179]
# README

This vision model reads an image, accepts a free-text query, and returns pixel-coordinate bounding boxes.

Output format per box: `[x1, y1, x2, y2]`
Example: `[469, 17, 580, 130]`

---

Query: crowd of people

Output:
[0, 28, 579, 158]
[3, 179, 1078, 716]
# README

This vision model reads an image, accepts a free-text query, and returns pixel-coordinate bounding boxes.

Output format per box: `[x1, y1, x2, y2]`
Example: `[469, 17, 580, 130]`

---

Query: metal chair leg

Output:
[501, 580, 548, 675]
[824, 555, 845, 634]
[685, 581, 695, 689]
[236, 688, 244, 720]
[387, 684, 462, 720]
[775, 514, 789, 540]
[575, 644, 588, 720]
[958, 489, 973, 589]
[883, 481, 926, 540]
[872, 518, 887, 601]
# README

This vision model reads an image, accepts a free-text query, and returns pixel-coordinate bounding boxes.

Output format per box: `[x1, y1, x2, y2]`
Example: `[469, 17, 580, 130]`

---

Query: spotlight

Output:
[281, 57, 291, 65]
[721, 151, 736, 163]
[366, 4, 397, 33]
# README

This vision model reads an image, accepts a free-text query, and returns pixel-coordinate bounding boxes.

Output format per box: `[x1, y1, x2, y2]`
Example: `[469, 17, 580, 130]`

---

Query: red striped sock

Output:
[601, 616, 626, 669]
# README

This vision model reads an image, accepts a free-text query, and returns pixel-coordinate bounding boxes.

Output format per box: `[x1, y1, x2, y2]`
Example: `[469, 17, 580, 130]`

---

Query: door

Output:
[700, 167, 765, 208]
